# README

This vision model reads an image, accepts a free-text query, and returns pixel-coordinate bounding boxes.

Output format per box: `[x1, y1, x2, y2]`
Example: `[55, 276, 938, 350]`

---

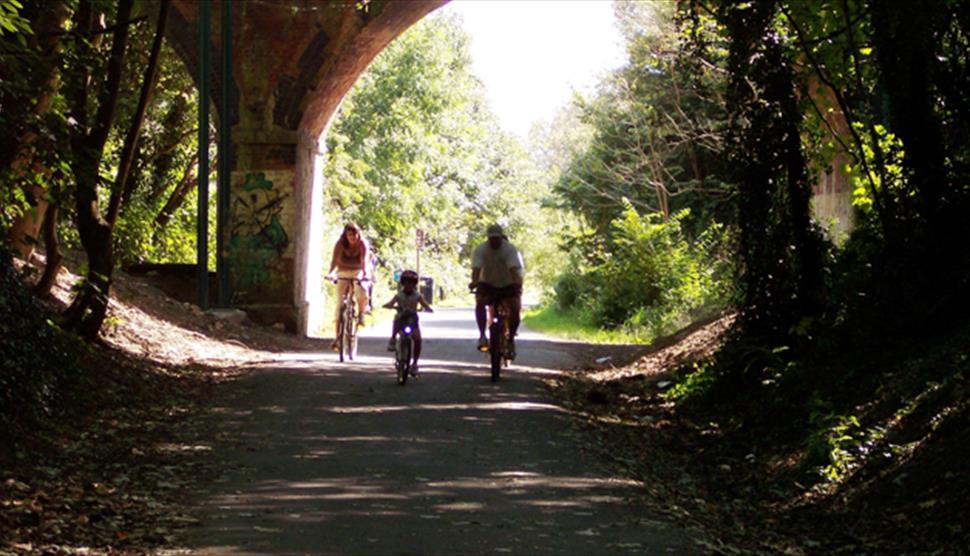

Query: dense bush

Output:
[554, 203, 730, 341]
[0, 248, 79, 429]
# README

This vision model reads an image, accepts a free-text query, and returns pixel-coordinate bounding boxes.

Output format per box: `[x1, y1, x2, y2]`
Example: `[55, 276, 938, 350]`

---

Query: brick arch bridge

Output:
[164, 0, 446, 335]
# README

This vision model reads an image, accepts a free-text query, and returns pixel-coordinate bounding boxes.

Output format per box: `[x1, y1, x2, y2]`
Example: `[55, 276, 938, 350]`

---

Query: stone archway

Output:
[165, 0, 446, 335]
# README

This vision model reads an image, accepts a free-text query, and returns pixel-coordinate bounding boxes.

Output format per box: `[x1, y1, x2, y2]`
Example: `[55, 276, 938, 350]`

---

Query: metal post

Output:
[216, 0, 232, 306]
[416, 228, 423, 277]
[196, 0, 210, 310]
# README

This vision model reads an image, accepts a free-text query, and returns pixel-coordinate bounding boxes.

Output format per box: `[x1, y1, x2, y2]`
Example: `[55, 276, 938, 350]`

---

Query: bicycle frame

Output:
[471, 283, 515, 381]
[334, 277, 363, 362]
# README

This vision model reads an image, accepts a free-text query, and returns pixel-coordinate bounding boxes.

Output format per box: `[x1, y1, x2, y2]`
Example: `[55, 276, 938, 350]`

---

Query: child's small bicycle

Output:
[383, 269, 432, 383]
[394, 310, 419, 385]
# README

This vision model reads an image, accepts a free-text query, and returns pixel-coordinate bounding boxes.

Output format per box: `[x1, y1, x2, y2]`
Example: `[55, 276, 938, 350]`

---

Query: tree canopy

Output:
[324, 12, 560, 295]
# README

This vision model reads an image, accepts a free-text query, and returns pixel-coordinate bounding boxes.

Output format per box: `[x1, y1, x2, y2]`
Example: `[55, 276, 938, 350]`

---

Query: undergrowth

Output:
[0, 249, 81, 439]
[658, 313, 970, 552]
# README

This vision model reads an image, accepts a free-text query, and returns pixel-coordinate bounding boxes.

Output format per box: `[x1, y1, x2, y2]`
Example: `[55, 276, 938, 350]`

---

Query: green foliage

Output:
[522, 305, 645, 345]
[804, 397, 863, 483]
[1, 1, 204, 269]
[0, 0, 31, 37]
[553, 2, 733, 236]
[779, 0, 970, 338]
[664, 361, 717, 403]
[109, 43, 208, 267]
[0, 0, 73, 230]
[553, 203, 730, 343]
[0, 249, 80, 427]
[542, 2, 735, 344]
[324, 13, 557, 294]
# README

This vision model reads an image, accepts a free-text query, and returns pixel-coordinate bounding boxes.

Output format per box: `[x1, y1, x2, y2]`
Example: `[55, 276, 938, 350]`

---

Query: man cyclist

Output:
[469, 223, 524, 358]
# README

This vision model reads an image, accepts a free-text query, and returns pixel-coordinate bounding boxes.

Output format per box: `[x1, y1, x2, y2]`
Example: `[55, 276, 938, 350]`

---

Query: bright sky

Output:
[440, 0, 626, 139]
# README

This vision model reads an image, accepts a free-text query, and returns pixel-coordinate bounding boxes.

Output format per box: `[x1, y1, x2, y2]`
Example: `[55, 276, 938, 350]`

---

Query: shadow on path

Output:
[179, 309, 700, 555]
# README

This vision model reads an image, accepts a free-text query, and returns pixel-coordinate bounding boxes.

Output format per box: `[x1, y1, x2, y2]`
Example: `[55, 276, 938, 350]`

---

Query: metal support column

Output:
[196, 0, 210, 310]
[216, 0, 232, 306]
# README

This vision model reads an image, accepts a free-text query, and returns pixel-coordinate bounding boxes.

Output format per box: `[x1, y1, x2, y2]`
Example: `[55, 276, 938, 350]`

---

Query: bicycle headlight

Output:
[403, 326, 412, 334]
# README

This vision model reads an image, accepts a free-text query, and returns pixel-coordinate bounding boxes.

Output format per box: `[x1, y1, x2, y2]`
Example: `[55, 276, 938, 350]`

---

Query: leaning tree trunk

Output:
[106, 0, 171, 226]
[154, 154, 199, 231]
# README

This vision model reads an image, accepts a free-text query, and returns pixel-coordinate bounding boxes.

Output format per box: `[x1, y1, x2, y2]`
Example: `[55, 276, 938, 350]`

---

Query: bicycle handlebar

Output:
[328, 276, 369, 284]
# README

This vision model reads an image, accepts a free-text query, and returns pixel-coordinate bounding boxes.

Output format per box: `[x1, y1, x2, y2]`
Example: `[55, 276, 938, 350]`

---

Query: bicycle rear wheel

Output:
[347, 311, 358, 361]
[489, 321, 502, 382]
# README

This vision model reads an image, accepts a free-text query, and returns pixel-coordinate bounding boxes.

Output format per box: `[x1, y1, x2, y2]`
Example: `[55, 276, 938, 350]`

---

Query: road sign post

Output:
[416, 229, 424, 277]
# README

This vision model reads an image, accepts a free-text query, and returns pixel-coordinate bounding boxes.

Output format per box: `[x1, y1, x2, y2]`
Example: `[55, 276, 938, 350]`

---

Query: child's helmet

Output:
[400, 270, 419, 284]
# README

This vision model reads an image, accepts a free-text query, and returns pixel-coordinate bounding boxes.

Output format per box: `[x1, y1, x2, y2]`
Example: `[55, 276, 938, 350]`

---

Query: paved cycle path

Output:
[181, 308, 700, 555]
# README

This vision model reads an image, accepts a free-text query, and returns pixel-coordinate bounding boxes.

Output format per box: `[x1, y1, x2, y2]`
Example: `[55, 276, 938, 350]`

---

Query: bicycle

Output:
[472, 284, 514, 382]
[332, 277, 364, 362]
[394, 310, 419, 385]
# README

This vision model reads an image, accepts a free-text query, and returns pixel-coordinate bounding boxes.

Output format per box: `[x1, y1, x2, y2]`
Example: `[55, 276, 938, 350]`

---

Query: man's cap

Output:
[486, 224, 504, 238]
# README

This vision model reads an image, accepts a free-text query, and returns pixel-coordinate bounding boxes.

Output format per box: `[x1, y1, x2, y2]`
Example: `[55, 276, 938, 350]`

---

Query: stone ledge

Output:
[240, 303, 299, 334]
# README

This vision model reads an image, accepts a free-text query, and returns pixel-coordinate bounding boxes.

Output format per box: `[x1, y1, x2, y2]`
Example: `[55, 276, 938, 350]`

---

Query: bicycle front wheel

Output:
[337, 312, 346, 363]
[340, 304, 356, 362]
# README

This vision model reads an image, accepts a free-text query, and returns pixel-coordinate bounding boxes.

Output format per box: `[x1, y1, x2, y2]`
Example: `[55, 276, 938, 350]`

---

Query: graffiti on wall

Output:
[230, 172, 290, 289]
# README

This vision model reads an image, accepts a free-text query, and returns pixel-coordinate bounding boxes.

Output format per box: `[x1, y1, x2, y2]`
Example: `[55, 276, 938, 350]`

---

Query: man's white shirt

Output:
[472, 240, 524, 288]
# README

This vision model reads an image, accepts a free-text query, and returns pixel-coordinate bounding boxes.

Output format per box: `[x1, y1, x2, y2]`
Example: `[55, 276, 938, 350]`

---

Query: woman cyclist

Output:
[327, 222, 371, 351]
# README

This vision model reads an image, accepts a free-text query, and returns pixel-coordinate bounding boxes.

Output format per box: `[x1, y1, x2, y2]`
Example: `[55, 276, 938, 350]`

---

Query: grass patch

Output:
[523, 305, 646, 344]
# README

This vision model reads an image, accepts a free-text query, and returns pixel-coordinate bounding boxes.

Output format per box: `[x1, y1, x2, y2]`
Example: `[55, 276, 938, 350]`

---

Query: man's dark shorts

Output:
[475, 283, 522, 307]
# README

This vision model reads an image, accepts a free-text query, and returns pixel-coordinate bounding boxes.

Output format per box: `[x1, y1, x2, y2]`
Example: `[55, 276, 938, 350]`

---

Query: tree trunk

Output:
[32, 202, 62, 297]
[63, 0, 134, 340]
[723, 0, 779, 338]
[764, 25, 825, 321]
[870, 0, 948, 224]
[5, 184, 48, 260]
[3, 0, 69, 259]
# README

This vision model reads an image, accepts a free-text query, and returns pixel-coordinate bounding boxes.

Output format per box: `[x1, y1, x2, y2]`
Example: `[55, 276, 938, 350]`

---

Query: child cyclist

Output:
[382, 270, 434, 374]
